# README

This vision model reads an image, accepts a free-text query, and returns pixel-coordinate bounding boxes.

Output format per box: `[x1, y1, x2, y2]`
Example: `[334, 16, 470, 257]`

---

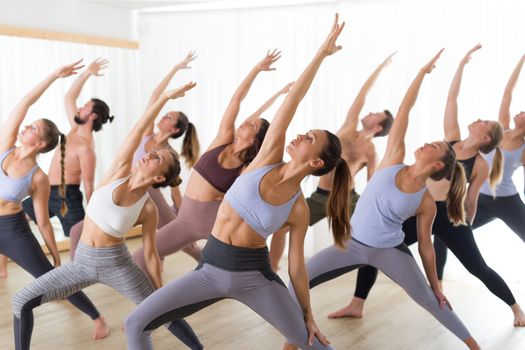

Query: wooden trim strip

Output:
[0, 24, 138, 49]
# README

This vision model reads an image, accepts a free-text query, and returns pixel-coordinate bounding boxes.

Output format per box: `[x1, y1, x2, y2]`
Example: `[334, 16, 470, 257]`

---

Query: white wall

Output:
[0, 0, 136, 41]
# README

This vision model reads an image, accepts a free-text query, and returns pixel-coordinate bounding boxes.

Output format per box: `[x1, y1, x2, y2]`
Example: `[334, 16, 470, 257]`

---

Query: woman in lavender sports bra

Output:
[131, 49, 291, 272]
[12, 83, 202, 350]
[438, 53, 525, 277]
[0, 61, 110, 345]
[125, 15, 350, 350]
[68, 52, 201, 260]
[283, 49, 480, 350]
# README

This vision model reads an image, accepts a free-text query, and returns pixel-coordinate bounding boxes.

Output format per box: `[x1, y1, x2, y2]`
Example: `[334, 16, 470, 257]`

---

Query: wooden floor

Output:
[1, 234, 524, 350]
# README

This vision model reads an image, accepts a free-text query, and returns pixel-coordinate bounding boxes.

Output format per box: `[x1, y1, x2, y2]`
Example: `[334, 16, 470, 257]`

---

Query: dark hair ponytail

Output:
[170, 112, 200, 168]
[180, 122, 200, 167]
[90, 98, 113, 132]
[327, 160, 352, 248]
[152, 151, 182, 189]
[313, 131, 352, 248]
[446, 161, 467, 226]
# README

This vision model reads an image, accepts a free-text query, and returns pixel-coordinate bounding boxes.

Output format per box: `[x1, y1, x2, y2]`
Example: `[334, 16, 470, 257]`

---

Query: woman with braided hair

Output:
[0, 61, 109, 344]
[12, 82, 203, 350]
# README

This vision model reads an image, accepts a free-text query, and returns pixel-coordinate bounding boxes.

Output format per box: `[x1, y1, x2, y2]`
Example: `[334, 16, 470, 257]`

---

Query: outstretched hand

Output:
[461, 44, 482, 65]
[433, 287, 453, 310]
[175, 51, 197, 70]
[54, 59, 85, 78]
[318, 13, 345, 57]
[421, 48, 444, 74]
[256, 49, 281, 71]
[163, 81, 197, 100]
[86, 58, 109, 76]
[380, 51, 398, 68]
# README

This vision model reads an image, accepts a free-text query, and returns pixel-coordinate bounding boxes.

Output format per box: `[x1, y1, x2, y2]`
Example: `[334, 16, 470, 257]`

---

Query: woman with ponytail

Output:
[465, 53, 525, 264]
[0, 62, 110, 346]
[283, 49, 479, 349]
[12, 82, 203, 350]
[125, 15, 347, 350]
[339, 45, 525, 328]
[131, 50, 292, 273]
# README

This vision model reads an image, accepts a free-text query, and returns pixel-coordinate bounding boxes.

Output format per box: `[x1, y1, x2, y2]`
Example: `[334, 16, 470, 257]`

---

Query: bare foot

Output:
[92, 316, 110, 340]
[512, 304, 525, 327]
[282, 342, 298, 350]
[328, 298, 365, 319]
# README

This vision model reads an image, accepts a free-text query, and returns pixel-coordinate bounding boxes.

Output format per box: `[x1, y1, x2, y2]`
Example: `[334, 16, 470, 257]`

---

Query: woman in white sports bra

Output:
[12, 82, 203, 350]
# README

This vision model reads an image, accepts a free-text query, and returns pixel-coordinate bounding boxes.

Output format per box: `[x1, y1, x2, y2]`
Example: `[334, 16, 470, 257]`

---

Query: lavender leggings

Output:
[132, 195, 221, 274]
[291, 239, 472, 343]
[125, 235, 333, 350]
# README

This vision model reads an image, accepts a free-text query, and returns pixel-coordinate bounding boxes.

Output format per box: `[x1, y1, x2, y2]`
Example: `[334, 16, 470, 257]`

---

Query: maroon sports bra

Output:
[193, 144, 244, 193]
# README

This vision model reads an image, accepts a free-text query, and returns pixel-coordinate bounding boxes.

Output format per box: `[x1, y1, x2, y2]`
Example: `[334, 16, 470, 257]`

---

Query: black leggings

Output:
[435, 193, 525, 278]
[0, 211, 100, 320]
[354, 201, 516, 306]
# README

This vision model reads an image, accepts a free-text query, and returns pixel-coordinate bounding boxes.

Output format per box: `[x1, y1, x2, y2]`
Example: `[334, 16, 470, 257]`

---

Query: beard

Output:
[74, 115, 88, 125]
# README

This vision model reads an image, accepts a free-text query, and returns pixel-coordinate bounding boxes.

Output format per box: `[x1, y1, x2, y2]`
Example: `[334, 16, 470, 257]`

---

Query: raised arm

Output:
[108, 82, 197, 174]
[0, 60, 83, 151]
[143, 51, 197, 136]
[211, 50, 281, 147]
[64, 58, 108, 128]
[338, 51, 396, 136]
[252, 15, 345, 166]
[379, 49, 443, 168]
[246, 81, 294, 120]
[444, 44, 481, 141]
[499, 54, 525, 130]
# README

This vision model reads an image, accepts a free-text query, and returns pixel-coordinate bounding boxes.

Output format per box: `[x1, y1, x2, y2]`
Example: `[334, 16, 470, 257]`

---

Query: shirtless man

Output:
[269, 52, 395, 272]
[22, 58, 112, 237]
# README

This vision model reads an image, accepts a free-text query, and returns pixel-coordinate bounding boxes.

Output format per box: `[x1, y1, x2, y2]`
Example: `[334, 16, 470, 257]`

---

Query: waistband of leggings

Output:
[50, 184, 81, 191]
[201, 235, 270, 271]
[0, 210, 27, 223]
[75, 241, 131, 263]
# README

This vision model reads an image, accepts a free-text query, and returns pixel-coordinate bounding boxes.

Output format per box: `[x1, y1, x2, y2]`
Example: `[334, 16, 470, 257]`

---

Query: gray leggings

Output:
[132, 195, 221, 274]
[296, 239, 471, 342]
[13, 242, 201, 350]
[125, 235, 333, 350]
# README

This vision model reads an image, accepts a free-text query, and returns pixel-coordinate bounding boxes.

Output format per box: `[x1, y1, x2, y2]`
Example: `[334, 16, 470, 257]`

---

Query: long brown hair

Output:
[479, 122, 504, 195]
[171, 111, 200, 168]
[312, 131, 352, 248]
[430, 142, 467, 226]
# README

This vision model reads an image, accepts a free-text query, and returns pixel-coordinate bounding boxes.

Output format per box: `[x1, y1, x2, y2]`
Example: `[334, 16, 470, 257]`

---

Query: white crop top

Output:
[86, 176, 149, 239]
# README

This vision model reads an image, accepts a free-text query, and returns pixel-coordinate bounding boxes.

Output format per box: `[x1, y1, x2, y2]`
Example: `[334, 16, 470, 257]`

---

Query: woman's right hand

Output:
[255, 49, 281, 71]
[54, 59, 85, 78]
[461, 44, 482, 65]
[86, 58, 109, 76]
[317, 13, 345, 57]
[420, 48, 444, 74]
[305, 317, 330, 346]
[433, 287, 453, 310]
[175, 51, 197, 70]
[163, 81, 197, 100]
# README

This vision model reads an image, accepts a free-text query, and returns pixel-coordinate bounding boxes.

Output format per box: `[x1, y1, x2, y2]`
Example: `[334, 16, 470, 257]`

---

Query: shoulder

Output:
[473, 155, 489, 177]
[417, 191, 437, 216]
[138, 198, 158, 223]
[288, 195, 309, 225]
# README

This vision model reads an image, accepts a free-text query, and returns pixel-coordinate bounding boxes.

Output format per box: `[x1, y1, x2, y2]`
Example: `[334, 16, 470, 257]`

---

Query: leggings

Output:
[434, 193, 525, 278]
[292, 239, 471, 341]
[354, 201, 517, 306]
[12, 242, 201, 350]
[0, 211, 99, 318]
[70, 189, 200, 260]
[125, 235, 333, 350]
[132, 195, 221, 274]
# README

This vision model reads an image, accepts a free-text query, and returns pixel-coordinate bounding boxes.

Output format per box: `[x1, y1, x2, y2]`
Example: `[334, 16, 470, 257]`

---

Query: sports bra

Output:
[0, 148, 38, 203]
[86, 176, 149, 239]
[193, 144, 244, 193]
[225, 163, 302, 239]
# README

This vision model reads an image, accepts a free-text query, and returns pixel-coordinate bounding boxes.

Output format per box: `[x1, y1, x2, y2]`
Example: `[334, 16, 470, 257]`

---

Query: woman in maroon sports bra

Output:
[132, 50, 288, 272]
